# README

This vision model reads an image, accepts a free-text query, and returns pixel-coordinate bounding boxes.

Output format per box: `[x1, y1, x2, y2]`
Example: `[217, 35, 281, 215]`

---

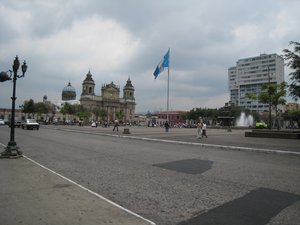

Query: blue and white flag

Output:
[153, 49, 169, 79]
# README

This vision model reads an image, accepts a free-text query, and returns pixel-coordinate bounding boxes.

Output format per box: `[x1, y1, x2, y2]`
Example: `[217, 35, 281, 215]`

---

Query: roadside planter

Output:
[123, 128, 130, 134]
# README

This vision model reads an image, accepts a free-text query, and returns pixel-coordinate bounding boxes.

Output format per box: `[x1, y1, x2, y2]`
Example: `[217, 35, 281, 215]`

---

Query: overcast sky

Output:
[0, 0, 299, 113]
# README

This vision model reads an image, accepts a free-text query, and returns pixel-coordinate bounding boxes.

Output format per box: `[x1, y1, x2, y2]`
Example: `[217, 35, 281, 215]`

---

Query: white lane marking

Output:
[119, 135, 300, 156]
[0, 141, 155, 225]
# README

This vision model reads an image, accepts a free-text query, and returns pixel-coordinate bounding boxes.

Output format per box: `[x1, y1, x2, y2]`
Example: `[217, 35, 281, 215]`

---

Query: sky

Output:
[0, 0, 299, 113]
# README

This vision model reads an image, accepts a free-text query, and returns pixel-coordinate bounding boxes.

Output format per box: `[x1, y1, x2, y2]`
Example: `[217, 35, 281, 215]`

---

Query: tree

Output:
[283, 110, 300, 129]
[23, 99, 35, 118]
[75, 105, 90, 124]
[218, 105, 246, 118]
[258, 82, 287, 128]
[92, 107, 107, 121]
[34, 102, 50, 120]
[258, 82, 287, 112]
[60, 103, 76, 123]
[245, 92, 257, 102]
[115, 110, 124, 121]
[283, 41, 300, 100]
[186, 107, 219, 126]
[60, 103, 76, 116]
[99, 109, 108, 121]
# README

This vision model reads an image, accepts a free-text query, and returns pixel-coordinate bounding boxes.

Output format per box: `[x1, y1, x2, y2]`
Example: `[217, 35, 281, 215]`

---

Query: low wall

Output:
[245, 129, 300, 139]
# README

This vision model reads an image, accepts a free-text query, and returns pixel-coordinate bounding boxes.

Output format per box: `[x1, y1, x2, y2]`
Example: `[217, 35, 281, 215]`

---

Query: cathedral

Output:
[79, 70, 136, 122]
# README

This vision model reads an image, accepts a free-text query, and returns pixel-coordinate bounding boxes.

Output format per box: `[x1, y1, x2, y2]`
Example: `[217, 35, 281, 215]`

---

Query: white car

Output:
[0, 119, 5, 125]
[21, 119, 40, 130]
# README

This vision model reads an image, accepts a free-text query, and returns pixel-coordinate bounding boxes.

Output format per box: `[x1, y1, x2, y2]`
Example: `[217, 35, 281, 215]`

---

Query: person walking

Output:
[196, 121, 203, 138]
[202, 121, 208, 138]
[113, 119, 119, 131]
[164, 121, 170, 132]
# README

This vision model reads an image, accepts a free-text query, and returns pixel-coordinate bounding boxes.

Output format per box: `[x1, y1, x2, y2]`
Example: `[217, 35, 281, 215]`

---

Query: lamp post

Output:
[0, 56, 27, 158]
[267, 66, 272, 130]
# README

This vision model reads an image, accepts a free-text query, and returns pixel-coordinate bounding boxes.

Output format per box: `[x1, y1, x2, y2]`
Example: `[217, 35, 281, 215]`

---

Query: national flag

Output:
[153, 49, 169, 79]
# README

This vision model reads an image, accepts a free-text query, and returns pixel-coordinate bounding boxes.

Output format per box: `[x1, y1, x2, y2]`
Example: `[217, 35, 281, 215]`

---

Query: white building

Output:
[228, 53, 284, 112]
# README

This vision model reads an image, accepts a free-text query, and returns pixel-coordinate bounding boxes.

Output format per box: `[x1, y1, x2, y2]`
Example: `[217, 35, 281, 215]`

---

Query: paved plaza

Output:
[53, 125, 300, 154]
[0, 125, 299, 225]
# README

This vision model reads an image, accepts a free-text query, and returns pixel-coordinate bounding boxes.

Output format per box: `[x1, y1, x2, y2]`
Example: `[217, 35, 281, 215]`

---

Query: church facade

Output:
[79, 70, 136, 123]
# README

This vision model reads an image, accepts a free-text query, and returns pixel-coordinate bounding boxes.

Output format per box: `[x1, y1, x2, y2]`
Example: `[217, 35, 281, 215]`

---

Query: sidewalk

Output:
[0, 155, 155, 225]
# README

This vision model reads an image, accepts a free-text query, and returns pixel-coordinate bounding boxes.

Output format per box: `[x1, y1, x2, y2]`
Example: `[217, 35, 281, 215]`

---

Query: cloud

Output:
[30, 15, 141, 82]
[0, 0, 299, 113]
[1, 11, 140, 107]
[232, 24, 259, 45]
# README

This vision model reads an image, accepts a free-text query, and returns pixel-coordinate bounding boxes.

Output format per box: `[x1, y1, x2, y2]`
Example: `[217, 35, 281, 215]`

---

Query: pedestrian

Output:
[202, 121, 208, 138]
[164, 121, 170, 132]
[113, 119, 119, 131]
[196, 121, 202, 138]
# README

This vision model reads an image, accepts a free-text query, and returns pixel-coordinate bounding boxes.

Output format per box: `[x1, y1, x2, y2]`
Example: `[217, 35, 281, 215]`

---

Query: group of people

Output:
[164, 119, 207, 139]
[113, 119, 208, 138]
[196, 120, 208, 138]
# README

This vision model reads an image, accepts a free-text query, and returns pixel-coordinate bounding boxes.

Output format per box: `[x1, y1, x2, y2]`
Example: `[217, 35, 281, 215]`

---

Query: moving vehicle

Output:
[255, 121, 268, 129]
[0, 119, 5, 125]
[21, 119, 40, 130]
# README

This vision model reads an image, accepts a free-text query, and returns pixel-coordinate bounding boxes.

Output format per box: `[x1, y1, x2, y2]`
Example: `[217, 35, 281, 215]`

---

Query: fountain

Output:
[236, 112, 254, 127]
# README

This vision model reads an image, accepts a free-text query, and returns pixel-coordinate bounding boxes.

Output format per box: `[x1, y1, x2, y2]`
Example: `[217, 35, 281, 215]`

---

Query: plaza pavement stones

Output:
[0, 152, 155, 225]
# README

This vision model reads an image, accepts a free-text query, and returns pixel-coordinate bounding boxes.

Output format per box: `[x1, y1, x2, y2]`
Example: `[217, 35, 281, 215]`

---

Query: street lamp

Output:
[0, 56, 27, 158]
[267, 66, 272, 130]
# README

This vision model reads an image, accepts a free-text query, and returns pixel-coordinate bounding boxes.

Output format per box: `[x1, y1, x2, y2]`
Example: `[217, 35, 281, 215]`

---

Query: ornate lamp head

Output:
[21, 61, 27, 76]
[0, 71, 12, 82]
[12, 55, 20, 74]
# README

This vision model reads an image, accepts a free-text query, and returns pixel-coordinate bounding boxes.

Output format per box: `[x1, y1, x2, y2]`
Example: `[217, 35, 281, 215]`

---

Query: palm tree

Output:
[283, 41, 300, 101]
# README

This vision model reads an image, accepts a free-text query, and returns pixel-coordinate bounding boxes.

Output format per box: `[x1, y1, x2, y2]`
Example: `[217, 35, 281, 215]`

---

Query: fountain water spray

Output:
[236, 112, 254, 127]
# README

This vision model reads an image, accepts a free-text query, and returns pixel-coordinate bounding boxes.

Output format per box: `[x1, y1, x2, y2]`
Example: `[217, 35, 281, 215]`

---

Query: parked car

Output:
[8, 119, 22, 128]
[0, 119, 5, 126]
[21, 119, 40, 130]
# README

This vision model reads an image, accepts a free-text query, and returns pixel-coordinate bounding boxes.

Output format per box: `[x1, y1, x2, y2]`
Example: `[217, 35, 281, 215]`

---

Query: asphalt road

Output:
[0, 126, 300, 225]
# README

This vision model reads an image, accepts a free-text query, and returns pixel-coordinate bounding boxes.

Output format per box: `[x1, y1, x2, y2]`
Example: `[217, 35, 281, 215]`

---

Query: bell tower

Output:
[123, 77, 135, 100]
[81, 70, 95, 96]
[123, 77, 135, 122]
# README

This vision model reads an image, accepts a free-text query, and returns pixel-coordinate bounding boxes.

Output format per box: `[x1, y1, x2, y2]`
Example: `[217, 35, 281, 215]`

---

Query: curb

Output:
[120, 135, 300, 157]
[50, 127, 300, 157]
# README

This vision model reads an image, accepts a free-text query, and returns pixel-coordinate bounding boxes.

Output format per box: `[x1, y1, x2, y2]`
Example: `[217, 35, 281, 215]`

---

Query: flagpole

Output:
[167, 48, 170, 122]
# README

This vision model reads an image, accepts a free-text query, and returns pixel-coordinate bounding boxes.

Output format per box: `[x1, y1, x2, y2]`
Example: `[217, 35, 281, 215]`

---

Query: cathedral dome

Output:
[62, 82, 76, 101]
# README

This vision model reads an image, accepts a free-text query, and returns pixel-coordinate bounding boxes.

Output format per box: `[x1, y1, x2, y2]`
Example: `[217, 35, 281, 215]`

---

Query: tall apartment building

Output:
[228, 53, 284, 112]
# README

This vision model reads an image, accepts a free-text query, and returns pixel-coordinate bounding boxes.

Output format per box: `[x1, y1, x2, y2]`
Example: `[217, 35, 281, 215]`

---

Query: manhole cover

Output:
[153, 158, 213, 174]
[179, 188, 300, 225]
